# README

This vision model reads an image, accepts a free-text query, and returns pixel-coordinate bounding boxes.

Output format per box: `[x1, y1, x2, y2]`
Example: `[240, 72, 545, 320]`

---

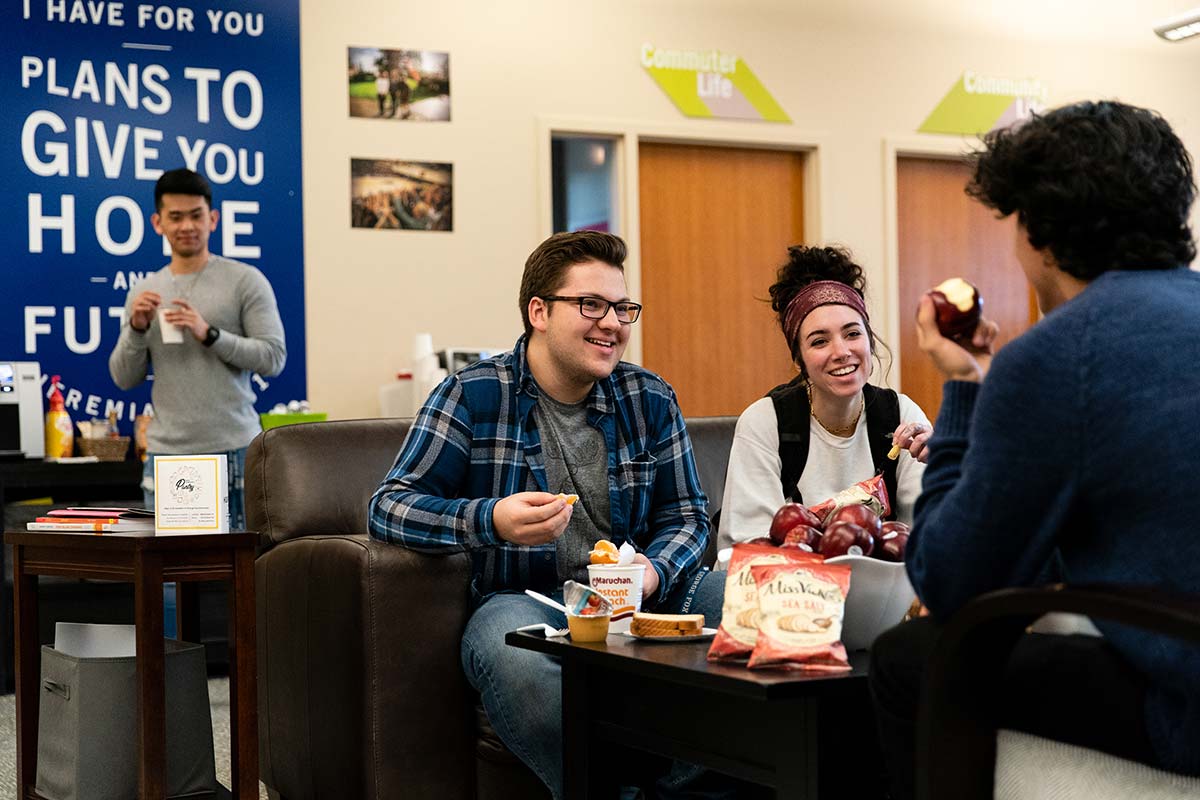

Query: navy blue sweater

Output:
[909, 268, 1200, 775]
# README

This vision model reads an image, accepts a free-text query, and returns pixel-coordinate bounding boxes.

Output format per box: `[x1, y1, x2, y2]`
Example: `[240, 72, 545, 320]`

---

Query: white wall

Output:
[300, 0, 1200, 419]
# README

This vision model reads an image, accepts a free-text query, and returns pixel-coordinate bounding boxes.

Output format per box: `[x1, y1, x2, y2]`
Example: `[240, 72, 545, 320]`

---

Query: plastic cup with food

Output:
[563, 580, 612, 643]
[158, 308, 184, 344]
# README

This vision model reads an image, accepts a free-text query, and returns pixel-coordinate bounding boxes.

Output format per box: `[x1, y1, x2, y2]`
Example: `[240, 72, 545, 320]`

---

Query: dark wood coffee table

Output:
[5, 530, 258, 800]
[507, 629, 878, 799]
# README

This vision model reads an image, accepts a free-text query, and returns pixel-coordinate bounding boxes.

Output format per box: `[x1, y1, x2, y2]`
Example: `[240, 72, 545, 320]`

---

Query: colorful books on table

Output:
[26, 507, 156, 534]
[43, 507, 155, 519]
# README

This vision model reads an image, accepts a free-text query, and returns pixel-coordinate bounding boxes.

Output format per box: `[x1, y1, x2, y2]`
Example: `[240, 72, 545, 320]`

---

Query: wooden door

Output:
[897, 156, 1038, 421]
[639, 142, 805, 417]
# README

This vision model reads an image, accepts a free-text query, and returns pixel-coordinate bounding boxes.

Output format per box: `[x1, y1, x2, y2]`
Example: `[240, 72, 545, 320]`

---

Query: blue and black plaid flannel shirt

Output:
[368, 337, 709, 603]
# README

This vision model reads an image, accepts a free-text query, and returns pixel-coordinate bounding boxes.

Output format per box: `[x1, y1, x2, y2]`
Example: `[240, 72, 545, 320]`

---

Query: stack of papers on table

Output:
[27, 507, 155, 534]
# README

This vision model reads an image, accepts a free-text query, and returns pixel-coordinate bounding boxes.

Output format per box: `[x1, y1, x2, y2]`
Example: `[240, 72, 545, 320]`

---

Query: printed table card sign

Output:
[154, 455, 230, 534]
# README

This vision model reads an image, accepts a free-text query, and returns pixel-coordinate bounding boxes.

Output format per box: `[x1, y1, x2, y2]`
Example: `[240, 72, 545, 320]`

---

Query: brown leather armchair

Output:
[246, 415, 736, 800]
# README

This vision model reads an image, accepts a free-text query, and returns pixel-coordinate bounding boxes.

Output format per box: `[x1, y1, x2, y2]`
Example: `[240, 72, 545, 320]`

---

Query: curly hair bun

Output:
[769, 245, 867, 316]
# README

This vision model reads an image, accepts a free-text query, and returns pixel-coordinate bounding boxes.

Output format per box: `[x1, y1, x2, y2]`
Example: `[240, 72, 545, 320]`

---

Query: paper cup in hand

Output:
[158, 308, 184, 344]
[587, 563, 645, 632]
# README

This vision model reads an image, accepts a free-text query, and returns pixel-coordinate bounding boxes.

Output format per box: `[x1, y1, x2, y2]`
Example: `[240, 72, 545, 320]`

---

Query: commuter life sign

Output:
[2, 0, 306, 424]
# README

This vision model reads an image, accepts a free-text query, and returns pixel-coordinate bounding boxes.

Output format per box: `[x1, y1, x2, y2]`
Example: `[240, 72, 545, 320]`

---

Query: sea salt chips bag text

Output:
[707, 541, 822, 661]
[746, 560, 853, 672]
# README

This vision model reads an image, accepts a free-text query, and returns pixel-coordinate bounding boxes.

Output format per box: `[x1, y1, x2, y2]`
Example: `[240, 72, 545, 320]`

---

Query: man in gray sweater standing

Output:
[109, 168, 286, 529]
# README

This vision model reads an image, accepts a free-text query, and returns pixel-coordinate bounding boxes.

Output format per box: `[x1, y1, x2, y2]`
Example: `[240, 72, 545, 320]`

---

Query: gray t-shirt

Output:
[108, 255, 287, 454]
[535, 393, 611, 584]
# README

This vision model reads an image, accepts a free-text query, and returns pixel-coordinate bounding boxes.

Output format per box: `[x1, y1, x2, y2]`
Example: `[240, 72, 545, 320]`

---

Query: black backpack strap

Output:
[768, 376, 811, 504]
[862, 384, 902, 520]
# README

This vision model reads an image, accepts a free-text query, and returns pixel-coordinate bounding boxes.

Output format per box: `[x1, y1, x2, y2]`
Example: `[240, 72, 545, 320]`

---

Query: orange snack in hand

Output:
[589, 539, 619, 565]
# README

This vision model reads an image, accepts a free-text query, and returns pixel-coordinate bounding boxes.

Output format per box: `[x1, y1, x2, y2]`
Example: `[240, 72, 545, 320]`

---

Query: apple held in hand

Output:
[769, 502, 824, 545]
[782, 524, 822, 551]
[827, 503, 882, 540]
[928, 277, 982, 341]
[818, 521, 875, 558]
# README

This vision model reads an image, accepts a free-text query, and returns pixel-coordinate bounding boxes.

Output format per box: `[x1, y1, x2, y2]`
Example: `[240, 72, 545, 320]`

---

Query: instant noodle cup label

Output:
[587, 563, 645, 632]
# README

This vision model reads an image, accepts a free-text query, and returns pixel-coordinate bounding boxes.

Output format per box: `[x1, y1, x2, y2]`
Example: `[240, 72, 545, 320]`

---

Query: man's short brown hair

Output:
[518, 231, 627, 337]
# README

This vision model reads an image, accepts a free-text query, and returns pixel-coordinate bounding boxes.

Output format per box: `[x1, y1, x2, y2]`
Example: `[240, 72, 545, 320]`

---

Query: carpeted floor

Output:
[0, 678, 268, 799]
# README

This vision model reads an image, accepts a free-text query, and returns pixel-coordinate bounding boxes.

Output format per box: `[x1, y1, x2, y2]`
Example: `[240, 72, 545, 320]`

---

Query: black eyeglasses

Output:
[540, 295, 643, 324]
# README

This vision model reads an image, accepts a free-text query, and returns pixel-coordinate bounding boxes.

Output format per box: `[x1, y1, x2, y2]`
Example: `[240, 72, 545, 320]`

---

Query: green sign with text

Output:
[920, 71, 1047, 135]
[641, 43, 790, 123]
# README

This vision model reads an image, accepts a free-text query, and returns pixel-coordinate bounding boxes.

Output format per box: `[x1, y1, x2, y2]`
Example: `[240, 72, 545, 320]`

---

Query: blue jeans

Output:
[460, 568, 726, 800]
[142, 448, 248, 530]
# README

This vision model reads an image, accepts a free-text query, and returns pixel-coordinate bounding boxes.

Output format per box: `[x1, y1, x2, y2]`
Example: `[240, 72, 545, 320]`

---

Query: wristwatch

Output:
[202, 326, 221, 347]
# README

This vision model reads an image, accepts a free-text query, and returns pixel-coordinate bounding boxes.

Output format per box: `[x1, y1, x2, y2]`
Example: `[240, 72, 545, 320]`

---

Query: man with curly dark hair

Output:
[870, 100, 1200, 798]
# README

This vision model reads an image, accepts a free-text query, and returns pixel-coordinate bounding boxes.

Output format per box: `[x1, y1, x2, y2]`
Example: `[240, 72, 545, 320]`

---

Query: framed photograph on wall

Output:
[348, 47, 450, 121]
[351, 158, 453, 231]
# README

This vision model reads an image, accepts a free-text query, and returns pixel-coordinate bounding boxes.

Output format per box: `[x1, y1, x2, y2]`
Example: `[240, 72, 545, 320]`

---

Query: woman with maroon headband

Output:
[717, 245, 932, 551]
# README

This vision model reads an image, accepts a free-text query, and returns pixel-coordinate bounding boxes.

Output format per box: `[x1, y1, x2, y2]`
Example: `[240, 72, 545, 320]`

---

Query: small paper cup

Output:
[158, 309, 184, 344]
[567, 613, 611, 642]
[587, 563, 645, 633]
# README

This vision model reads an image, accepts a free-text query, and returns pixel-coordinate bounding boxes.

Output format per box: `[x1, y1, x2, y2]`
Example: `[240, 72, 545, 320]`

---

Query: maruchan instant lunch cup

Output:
[587, 564, 645, 633]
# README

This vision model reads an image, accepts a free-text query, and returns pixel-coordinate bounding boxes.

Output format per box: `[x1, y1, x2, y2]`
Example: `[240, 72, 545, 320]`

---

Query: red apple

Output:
[880, 521, 910, 537]
[876, 530, 910, 562]
[828, 503, 882, 541]
[769, 502, 824, 545]
[818, 521, 875, 558]
[928, 277, 982, 341]
[782, 524, 822, 550]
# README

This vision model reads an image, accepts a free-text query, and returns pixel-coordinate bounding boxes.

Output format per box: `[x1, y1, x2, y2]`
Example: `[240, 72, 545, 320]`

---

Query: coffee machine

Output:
[0, 362, 45, 458]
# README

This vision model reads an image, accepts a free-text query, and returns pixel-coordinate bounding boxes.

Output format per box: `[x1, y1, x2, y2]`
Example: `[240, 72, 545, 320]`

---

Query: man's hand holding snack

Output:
[915, 294, 1000, 383]
[493, 491, 572, 546]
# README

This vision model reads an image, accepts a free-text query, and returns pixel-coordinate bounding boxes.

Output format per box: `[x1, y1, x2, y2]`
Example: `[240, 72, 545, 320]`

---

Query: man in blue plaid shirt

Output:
[369, 231, 723, 798]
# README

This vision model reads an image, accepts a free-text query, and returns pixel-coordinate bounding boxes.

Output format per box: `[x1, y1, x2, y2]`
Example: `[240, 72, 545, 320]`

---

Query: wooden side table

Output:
[4, 530, 259, 800]
[0, 458, 144, 691]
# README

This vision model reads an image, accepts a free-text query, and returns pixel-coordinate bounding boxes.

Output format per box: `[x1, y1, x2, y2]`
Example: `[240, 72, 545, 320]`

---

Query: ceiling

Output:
[787, 1, 1200, 53]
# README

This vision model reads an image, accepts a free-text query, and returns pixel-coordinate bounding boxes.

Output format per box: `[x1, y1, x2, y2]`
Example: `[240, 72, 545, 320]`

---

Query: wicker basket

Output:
[77, 436, 131, 462]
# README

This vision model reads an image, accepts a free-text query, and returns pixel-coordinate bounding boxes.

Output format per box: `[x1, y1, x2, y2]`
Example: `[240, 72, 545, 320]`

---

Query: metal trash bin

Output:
[35, 638, 217, 800]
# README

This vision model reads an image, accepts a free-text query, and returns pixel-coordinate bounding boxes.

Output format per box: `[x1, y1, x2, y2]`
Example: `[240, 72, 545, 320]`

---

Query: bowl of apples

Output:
[768, 502, 916, 651]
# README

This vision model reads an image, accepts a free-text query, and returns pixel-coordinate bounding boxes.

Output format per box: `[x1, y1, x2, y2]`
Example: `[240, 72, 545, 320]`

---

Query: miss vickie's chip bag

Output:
[707, 540, 822, 662]
[746, 560, 852, 672]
